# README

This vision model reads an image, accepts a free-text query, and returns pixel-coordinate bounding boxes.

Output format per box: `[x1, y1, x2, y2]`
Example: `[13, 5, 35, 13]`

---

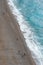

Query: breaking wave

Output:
[7, 0, 43, 65]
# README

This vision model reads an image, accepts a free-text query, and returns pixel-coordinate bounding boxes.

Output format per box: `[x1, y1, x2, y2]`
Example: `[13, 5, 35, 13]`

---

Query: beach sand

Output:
[0, 0, 36, 65]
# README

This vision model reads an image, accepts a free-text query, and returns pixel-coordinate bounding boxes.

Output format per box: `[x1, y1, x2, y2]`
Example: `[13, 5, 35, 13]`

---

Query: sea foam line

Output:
[7, 0, 43, 65]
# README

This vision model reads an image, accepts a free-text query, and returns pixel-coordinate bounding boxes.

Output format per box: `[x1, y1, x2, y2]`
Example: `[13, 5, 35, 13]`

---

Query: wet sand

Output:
[0, 0, 36, 65]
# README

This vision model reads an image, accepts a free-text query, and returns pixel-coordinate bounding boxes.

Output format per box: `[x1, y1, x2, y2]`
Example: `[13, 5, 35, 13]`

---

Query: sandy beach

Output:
[0, 0, 36, 65]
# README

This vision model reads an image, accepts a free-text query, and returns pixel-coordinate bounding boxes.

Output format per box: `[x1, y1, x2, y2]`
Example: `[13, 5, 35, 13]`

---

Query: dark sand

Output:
[0, 0, 36, 65]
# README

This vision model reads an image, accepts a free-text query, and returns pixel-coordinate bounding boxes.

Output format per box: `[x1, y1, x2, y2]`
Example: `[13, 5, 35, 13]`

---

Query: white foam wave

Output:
[7, 0, 43, 65]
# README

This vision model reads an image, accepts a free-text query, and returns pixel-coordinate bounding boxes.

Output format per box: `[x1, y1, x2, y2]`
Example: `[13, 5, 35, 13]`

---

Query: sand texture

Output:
[0, 0, 36, 65]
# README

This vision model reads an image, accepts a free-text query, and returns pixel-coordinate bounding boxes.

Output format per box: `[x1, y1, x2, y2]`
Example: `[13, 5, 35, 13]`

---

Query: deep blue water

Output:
[12, 0, 43, 65]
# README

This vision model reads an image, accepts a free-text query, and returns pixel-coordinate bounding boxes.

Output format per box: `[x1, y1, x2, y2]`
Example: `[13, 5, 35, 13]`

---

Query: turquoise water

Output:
[11, 0, 43, 64]
[13, 0, 43, 44]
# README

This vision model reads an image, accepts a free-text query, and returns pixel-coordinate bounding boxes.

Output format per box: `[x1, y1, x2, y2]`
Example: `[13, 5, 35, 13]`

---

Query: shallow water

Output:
[9, 0, 43, 65]
[13, 0, 43, 44]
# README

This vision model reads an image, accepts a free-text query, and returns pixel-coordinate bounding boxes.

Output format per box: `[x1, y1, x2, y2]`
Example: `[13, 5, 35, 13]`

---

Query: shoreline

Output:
[0, 0, 36, 65]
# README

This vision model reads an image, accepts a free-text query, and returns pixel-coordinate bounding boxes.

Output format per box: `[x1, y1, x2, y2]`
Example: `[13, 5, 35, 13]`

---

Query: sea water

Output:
[8, 0, 43, 65]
